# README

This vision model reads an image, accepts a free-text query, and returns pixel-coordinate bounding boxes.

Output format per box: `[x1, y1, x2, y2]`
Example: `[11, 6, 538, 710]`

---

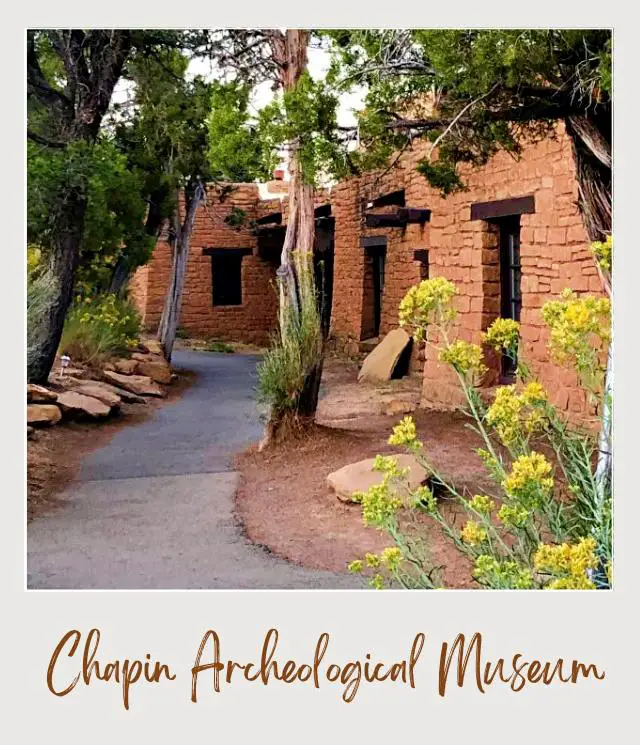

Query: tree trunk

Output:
[565, 111, 612, 569]
[260, 29, 324, 445]
[27, 194, 86, 383]
[157, 184, 204, 361]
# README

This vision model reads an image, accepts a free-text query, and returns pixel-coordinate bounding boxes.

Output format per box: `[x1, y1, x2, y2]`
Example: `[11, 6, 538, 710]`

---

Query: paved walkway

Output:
[27, 351, 360, 589]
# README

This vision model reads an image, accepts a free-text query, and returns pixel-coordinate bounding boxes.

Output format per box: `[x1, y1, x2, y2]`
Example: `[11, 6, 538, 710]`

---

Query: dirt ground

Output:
[27, 368, 195, 521]
[236, 359, 493, 588]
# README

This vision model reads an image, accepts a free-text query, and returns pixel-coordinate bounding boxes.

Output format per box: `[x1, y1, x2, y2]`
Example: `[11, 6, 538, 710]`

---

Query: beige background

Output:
[6, 5, 638, 743]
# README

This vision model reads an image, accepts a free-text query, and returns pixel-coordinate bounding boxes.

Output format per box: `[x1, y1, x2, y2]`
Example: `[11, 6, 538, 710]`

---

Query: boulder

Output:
[114, 358, 139, 375]
[102, 371, 166, 398]
[357, 328, 411, 384]
[27, 384, 58, 403]
[69, 382, 122, 409]
[27, 404, 62, 426]
[57, 391, 111, 419]
[135, 359, 172, 385]
[327, 453, 427, 504]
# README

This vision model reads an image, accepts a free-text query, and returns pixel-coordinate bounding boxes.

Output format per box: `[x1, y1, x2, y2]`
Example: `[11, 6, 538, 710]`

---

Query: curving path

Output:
[27, 350, 360, 589]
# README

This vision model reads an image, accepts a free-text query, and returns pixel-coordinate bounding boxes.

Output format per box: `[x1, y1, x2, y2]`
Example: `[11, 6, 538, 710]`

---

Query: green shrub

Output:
[60, 294, 141, 365]
[27, 264, 58, 373]
[257, 300, 322, 415]
[206, 339, 235, 354]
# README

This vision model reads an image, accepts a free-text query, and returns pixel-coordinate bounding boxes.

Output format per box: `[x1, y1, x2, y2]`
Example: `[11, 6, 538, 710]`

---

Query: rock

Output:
[327, 454, 427, 504]
[93, 380, 147, 405]
[103, 361, 116, 372]
[103, 371, 166, 398]
[57, 391, 111, 419]
[27, 404, 62, 426]
[69, 382, 122, 409]
[27, 384, 58, 403]
[142, 339, 164, 356]
[357, 328, 411, 384]
[114, 358, 139, 375]
[27, 425, 35, 439]
[135, 359, 172, 385]
[385, 399, 417, 417]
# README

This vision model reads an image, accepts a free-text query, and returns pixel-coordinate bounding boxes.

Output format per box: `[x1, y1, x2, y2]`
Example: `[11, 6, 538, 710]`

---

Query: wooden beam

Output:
[256, 211, 282, 226]
[360, 235, 388, 249]
[470, 195, 535, 221]
[203, 247, 253, 258]
[364, 207, 430, 228]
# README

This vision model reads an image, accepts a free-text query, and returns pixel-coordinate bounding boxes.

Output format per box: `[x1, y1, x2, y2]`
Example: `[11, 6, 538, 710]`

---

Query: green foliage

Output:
[27, 137, 155, 295]
[60, 295, 141, 365]
[257, 300, 323, 415]
[258, 72, 348, 185]
[27, 265, 58, 372]
[206, 340, 235, 354]
[207, 82, 272, 182]
[325, 30, 611, 194]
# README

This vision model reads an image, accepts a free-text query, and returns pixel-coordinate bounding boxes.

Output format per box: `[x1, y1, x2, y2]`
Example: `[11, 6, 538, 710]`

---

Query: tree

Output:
[209, 30, 347, 442]
[26, 29, 210, 382]
[326, 30, 611, 242]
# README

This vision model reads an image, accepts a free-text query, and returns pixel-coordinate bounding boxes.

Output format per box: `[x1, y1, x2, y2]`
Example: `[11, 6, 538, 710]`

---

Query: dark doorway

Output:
[360, 236, 387, 339]
[314, 216, 335, 337]
[498, 216, 522, 379]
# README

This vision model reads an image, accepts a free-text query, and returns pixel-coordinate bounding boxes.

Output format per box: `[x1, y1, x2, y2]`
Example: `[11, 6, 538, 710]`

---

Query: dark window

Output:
[499, 216, 522, 379]
[211, 253, 243, 306]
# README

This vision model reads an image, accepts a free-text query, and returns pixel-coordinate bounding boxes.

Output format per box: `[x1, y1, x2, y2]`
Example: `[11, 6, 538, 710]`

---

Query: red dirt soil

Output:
[236, 409, 494, 589]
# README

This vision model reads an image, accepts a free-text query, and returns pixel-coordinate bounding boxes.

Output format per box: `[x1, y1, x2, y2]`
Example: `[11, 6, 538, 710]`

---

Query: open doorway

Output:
[360, 236, 387, 339]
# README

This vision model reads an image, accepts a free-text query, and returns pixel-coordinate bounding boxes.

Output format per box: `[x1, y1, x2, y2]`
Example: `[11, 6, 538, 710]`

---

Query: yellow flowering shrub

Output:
[534, 537, 599, 590]
[483, 317, 520, 354]
[590, 234, 612, 273]
[439, 340, 487, 379]
[460, 520, 487, 547]
[349, 274, 611, 591]
[542, 289, 610, 392]
[60, 294, 141, 365]
[398, 277, 457, 339]
[502, 452, 554, 509]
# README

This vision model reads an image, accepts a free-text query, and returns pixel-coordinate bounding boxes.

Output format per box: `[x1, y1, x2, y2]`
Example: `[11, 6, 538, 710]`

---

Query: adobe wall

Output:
[133, 184, 279, 346]
[330, 122, 601, 418]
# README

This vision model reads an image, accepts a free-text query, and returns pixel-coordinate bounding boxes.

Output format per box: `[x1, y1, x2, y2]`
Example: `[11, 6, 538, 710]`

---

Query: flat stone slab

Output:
[69, 382, 122, 409]
[327, 453, 427, 503]
[136, 359, 172, 385]
[103, 371, 166, 398]
[27, 384, 58, 403]
[57, 391, 111, 419]
[27, 403, 62, 426]
[357, 328, 411, 384]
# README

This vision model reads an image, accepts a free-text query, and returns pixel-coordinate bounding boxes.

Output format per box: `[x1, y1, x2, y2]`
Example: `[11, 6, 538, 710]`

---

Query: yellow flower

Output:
[521, 381, 547, 405]
[381, 547, 403, 572]
[370, 574, 384, 590]
[590, 235, 612, 273]
[399, 277, 457, 339]
[365, 552, 381, 568]
[372, 455, 409, 479]
[439, 340, 487, 378]
[483, 318, 520, 353]
[412, 484, 437, 512]
[468, 494, 495, 515]
[534, 537, 599, 590]
[361, 480, 403, 528]
[486, 386, 523, 445]
[347, 559, 363, 573]
[498, 504, 530, 529]
[502, 452, 554, 508]
[474, 555, 534, 589]
[460, 520, 487, 547]
[388, 416, 421, 449]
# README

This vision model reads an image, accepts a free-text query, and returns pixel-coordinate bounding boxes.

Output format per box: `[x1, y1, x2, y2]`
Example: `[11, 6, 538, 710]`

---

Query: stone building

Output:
[132, 121, 600, 416]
